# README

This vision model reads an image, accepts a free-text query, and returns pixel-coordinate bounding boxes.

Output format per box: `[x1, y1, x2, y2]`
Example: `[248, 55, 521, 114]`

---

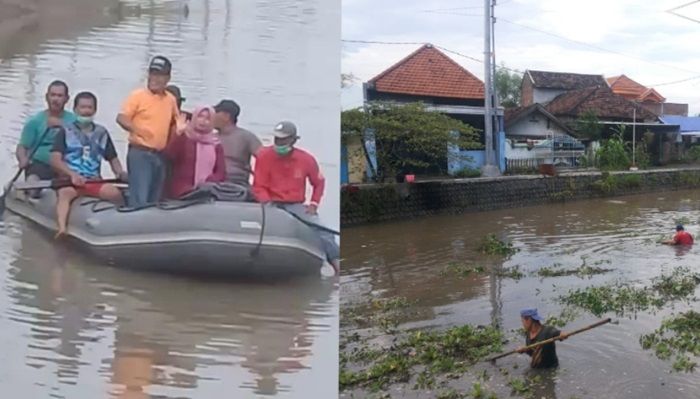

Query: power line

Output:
[341, 39, 523, 74]
[498, 17, 700, 76]
[667, 0, 700, 23]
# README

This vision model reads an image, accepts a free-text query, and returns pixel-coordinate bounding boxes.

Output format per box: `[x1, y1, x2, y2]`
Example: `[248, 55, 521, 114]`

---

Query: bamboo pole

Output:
[485, 318, 611, 362]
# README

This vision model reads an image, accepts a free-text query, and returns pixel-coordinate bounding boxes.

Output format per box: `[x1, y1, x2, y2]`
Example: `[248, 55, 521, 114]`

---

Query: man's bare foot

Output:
[54, 229, 66, 240]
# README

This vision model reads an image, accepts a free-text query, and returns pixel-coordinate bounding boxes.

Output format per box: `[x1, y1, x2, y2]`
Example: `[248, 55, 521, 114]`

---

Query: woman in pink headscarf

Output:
[163, 106, 226, 198]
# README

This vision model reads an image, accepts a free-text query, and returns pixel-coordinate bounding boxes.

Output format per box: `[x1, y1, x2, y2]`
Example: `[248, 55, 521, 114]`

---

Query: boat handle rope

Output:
[250, 202, 266, 258]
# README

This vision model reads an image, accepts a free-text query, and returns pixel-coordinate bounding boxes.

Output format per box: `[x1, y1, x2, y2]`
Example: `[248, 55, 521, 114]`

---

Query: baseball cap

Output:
[520, 308, 543, 322]
[272, 121, 298, 139]
[166, 85, 185, 102]
[148, 55, 172, 74]
[213, 100, 240, 120]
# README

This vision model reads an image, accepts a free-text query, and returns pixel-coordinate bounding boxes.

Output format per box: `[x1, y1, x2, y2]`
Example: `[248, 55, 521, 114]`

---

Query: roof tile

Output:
[528, 70, 607, 90]
[368, 44, 485, 100]
[545, 86, 658, 121]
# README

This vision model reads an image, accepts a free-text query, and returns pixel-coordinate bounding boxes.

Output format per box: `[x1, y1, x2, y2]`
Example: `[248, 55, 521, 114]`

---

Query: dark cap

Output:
[272, 121, 298, 139]
[214, 99, 240, 120]
[166, 85, 185, 102]
[677, 224, 684, 231]
[148, 55, 172, 74]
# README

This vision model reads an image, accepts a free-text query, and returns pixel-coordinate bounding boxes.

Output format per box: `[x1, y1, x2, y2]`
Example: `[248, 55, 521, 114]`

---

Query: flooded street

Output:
[0, 0, 338, 397]
[341, 190, 700, 398]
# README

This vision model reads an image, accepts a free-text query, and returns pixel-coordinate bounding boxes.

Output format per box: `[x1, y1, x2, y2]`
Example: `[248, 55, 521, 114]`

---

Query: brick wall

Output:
[341, 169, 700, 226]
[521, 75, 534, 107]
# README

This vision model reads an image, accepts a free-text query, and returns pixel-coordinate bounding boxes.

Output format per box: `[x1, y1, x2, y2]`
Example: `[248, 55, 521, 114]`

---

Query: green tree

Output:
[494, 64, 522, 108]
[574, 110, 603, 141]
[596, 125, 631, 170]
[341, 102, 482, 181]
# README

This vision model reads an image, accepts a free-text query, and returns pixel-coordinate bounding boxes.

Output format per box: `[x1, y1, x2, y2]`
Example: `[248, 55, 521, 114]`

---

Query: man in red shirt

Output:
[663, 224, 694, 246]
[253, 121, 339, 274]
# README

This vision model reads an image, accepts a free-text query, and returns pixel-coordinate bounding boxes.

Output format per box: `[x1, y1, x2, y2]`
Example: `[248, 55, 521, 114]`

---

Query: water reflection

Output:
[7, 223, 335, 397]
[0, 0, 339, 397]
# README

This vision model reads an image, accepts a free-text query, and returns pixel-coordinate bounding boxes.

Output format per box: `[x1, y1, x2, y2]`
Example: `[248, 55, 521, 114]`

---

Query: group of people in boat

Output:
[15, 55, 339, 274]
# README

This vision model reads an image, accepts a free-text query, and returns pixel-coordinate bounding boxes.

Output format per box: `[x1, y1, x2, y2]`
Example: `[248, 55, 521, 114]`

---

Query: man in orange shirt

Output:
[253, 121, 339, 274]
[116, 56, 179, 207]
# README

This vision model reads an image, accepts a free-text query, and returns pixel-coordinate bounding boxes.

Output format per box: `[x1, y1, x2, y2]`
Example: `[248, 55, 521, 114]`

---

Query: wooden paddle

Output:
[485, 318, 612, 363]
[0, 127, 55, 218]
[13, 178, 125, 191]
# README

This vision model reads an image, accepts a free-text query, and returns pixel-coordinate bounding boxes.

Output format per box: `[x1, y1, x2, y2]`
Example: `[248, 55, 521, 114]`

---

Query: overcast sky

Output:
[342, 0, 700, 114]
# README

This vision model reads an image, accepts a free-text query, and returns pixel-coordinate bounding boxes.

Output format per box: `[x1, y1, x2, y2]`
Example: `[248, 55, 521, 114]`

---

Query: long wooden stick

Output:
[13, 178, 123, 191]
[486, 318, 611, 362]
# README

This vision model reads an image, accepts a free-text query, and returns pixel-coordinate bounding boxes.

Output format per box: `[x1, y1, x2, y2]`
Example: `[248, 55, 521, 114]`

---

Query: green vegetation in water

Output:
[545, 307, 581, 328]
[640, 311, 700, 372]
[339, 325, 503, 392]
[469, 382, 498, 399]
[441, 263, 487, 278]
[436, 389, 466, 399]
[560, 284, 662, 317]
[478, 234, 518, 256]
[651, 267, 700, 300]
[341, 297, 415, 333]
[507, 377, 531, 396]
[559, 267, 700, 317]
[536, 262, 612, 278]
[497, 265, 525, 280]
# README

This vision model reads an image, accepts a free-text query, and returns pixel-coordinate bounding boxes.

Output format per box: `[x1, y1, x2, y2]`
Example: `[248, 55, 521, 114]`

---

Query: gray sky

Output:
[342, 0, 700, 114]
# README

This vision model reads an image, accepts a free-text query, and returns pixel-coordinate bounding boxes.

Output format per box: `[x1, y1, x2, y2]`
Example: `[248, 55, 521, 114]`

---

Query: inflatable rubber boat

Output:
[5, 189, 327, 277]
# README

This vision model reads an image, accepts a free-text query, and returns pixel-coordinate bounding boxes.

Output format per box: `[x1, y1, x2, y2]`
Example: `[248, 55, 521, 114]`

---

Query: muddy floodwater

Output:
[0, 0, 339, 397]
[341, 190, 700, 399]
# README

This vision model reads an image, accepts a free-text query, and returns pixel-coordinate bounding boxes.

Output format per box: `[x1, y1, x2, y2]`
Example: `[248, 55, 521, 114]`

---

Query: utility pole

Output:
[482, 0, 500, 177]
[630, 107, 638, 170]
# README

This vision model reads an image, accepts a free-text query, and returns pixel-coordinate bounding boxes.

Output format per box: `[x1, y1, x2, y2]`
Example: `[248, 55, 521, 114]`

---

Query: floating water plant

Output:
[537, 263, 611, 278]
[640, 311, 700, 372]
[436, 389, 466, 399]
[651, 267, 700, 300]
[560, 268, 700, 317]
[498, 265, 525, 280]
[559, 284, 664, 317]
[545, 307, 580, 328]
[341, 297, 415, 330]
[441, 263, 486, 278]
[478, 234, 518, 256]
[339, 325, 503, 391]
[507, 377, 531, 395]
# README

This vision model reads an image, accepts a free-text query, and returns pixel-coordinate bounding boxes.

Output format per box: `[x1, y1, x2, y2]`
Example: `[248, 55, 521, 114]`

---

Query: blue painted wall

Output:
[341, 145, 349, 184]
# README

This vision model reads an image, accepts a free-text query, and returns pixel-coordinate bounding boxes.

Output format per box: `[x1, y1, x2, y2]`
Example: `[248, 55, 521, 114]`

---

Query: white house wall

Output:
[507, 112, 570, 138]
[533, 88, 567, 104]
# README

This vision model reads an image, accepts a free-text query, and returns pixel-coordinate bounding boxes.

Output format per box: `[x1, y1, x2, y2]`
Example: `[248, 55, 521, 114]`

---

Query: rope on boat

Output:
[250, 202, 266, 257]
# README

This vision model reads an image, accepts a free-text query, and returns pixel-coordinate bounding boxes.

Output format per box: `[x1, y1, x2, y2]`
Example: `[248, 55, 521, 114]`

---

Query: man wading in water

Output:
[516, 308, 569, 368]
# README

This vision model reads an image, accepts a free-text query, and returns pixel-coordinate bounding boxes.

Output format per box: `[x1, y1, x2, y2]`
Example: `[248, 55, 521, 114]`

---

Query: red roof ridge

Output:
[367, 43, 485, 100]
[368, 43, 483, 85]
[368, 43, 433, 84]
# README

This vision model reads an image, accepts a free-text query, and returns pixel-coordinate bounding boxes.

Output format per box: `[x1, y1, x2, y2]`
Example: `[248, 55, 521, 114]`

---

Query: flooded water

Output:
[341, 190, 700, 398]
[0, 0, 339, 397]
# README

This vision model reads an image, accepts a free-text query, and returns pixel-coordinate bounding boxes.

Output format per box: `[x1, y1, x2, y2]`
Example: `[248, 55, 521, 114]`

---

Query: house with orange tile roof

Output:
[348, 44, 505, 181]
[606, 74, 688, 116]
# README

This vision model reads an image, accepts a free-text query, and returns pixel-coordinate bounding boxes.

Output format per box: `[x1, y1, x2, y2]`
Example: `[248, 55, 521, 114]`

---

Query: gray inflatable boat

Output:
[5, 189, 327, 277]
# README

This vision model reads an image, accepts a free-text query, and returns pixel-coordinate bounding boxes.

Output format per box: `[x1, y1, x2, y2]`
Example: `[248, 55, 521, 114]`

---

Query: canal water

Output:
[341, 190, 700, 398]
[0, 0, 339, 397]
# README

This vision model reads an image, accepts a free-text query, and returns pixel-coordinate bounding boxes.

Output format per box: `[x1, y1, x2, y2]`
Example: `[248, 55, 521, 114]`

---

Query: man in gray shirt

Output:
[213, 100, 262, 186]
